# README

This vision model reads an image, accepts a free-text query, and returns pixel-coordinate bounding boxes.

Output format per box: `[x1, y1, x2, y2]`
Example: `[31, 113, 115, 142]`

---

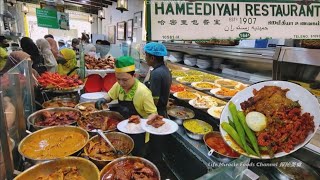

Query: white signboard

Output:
[149, 0, 320, 40]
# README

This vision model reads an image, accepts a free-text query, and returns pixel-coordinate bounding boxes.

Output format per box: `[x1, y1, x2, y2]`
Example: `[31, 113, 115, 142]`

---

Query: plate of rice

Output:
[117, 119, 146, 134]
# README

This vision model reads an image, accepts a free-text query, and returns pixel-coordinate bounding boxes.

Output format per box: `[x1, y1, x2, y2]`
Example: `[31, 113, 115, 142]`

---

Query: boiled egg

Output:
[245, 111, 267, 132]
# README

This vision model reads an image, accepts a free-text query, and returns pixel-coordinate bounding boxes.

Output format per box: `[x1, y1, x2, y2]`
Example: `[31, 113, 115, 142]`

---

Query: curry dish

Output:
[85, 136, 131, 161]
[20, 131, 87, 160]
[36, 166, 85, 180]
[102, 159, 158, 180]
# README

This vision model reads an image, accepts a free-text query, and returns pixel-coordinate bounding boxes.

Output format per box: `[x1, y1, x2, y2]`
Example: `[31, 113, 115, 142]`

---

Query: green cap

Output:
[115, 56, 135, 73]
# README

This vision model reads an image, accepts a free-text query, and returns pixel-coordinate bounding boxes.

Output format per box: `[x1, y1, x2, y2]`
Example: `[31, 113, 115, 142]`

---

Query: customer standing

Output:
[0, 36, 9, 70]
[21, 37, 47, 75]
[36, 39, 58, 72]
[46, 38, 60, 59]
[144, 42, 172, 117]
[71, 38, 80, 60]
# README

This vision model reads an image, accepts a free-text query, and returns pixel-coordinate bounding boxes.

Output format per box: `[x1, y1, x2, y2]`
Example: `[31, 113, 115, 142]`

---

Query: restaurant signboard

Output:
[147, 0, 320, 40]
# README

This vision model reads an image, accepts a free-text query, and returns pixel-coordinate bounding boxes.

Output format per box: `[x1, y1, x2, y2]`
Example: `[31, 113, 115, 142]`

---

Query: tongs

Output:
[95, 129, 124, 156]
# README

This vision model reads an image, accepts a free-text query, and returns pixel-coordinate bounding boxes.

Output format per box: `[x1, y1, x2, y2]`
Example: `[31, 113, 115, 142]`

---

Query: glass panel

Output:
[196, 156, 251, 180]
[0, 60, 34, 175]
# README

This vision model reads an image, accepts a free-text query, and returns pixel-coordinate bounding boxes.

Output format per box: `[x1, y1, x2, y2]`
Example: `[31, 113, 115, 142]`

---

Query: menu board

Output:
[36, 8, 69, 30]
[147, 0, 320, 40]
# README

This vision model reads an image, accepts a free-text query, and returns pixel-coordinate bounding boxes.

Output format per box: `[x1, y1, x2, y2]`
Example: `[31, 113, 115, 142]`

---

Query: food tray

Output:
[42, 85, 84, 93]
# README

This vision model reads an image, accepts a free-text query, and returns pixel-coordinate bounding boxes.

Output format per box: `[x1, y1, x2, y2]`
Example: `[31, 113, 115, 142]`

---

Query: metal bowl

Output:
[167, 106, 195, 125]
[42, 98, 78, 108]
[203, 131, 240, 163]
[18, 126, 89, 164]
[100, 156, 161, 180]
[183, 119, 213, 140]
[77, 110, 125, 133]
[27, 107, 81, 131]
[271, 156, 320, 180]
[75, 101, 109, 116]
[14, 157, 99, 180]
[83, 132, 134, 168]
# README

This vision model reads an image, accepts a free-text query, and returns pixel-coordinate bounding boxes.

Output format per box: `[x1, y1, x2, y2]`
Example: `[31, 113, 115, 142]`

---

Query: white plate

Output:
[117, 119, 146, 134]
[191, 82, 220, 91]
[141, 119, 179, 135]
[207, 106, 225, 119]
[210, 88, 233, 99]
[215, 79, 240, 88]
[173, 91, 200, 100]
[189, 97, 218, 110]
[220, 81, 320, 159]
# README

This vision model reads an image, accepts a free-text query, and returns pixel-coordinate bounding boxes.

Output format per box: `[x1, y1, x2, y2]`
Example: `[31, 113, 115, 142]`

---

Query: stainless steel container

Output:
[167, 106, 195, 125]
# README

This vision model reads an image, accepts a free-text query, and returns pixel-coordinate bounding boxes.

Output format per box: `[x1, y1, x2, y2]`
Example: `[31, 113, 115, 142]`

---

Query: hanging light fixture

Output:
[98, 8, 105, 20]
[88, 14, 93, 24]
[116, 0, 128, 13]
[22, 3, 29, 14]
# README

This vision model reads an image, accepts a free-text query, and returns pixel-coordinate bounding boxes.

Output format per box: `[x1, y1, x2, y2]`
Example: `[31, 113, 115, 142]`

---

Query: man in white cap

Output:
[58, 39, 67, 50]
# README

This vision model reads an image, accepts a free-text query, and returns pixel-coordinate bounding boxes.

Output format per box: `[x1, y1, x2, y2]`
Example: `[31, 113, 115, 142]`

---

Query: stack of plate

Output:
[184, 54, 197, 66]
[168, 51, 183, 63]
[80, 92, 107, 102]
[196, 56, 211, 69]
[249, 74, 272, 83]
[212, 57, 224, 69]
[222, 67, 237, 76]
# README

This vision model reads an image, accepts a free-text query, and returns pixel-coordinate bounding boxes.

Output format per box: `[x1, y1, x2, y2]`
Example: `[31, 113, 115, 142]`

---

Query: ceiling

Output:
[24, 0, 118, 14]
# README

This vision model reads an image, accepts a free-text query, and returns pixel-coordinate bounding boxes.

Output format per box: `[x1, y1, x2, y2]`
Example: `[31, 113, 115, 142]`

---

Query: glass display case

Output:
[0, 60, 35, 180]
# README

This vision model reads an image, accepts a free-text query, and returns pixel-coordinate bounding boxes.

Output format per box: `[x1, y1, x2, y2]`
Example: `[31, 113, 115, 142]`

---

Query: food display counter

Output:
[1, 43, 320, 180]
[157, 42, 320, 179]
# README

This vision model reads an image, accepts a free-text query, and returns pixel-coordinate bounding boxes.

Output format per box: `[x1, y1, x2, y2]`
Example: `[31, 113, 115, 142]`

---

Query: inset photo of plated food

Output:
[220, 81, 319, 159]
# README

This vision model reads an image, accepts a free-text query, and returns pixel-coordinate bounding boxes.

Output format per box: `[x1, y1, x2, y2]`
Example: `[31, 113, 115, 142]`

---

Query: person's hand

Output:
[95, 98, 107, 110]
[147, 114, 162, 122]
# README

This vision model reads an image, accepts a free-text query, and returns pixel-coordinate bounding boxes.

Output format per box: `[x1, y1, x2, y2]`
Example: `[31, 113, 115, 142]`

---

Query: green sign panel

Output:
[36, 8, 59, 29]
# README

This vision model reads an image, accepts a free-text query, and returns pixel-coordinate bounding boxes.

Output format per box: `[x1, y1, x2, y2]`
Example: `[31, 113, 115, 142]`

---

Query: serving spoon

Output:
[95, 129, 124, 156]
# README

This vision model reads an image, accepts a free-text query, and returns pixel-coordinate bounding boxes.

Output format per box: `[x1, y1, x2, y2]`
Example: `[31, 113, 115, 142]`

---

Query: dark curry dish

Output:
[35, 111, 80, 126]
[78, 113, 119, 131]
[102, 160, 158, 180]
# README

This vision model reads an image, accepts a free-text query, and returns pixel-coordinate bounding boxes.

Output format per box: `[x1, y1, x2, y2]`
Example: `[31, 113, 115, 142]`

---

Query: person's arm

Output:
[149, 72, 162, 106]
[143, 89, 158, 118]
[95, 83, 118, 109]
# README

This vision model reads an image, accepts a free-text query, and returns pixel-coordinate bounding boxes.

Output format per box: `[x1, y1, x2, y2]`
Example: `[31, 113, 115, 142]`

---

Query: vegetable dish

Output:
[192, 82, 220, 90]
[171, 70, 187, 77]
[183, 119, 213, 135]
[215, 79, 239, 88]
[175, 91, 199, 100]
[202, 74, 221, 81]
[177, 76, 203, 83]
[185, 70, 204, 76]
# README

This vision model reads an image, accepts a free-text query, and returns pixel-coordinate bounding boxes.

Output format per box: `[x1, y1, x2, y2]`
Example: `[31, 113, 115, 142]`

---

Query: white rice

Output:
[146, 122, 171, 134]
[126, 123, 143, 133]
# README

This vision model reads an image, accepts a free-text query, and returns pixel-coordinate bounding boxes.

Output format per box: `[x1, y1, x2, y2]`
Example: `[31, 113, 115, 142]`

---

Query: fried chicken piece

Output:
[147, 115, 165, 128]
[133, 162, 145, 170]
[129, 115, 141, 124]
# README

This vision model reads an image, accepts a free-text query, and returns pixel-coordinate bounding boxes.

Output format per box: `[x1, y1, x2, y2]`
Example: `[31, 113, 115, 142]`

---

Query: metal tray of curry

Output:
[27, 107, 81, 131]
[75, 101, 109, 116]
[18, 126, 89, 162]
[83, 132, 134, 168]
[77, 110, 124, 133]
[14, 157, 99, 180]
[42, 98, 78, 108]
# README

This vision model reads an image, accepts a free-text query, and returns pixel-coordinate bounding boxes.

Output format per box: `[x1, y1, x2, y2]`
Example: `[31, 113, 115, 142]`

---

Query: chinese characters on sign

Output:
[149, 0, 320, 40]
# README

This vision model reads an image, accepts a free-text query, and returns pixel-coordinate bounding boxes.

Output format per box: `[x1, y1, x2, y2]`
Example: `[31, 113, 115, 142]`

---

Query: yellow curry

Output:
[21, 131, 87, 160]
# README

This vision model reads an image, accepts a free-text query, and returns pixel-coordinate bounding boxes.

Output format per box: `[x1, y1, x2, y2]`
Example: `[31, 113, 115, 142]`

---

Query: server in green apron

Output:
[95, 56, 157, 156]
